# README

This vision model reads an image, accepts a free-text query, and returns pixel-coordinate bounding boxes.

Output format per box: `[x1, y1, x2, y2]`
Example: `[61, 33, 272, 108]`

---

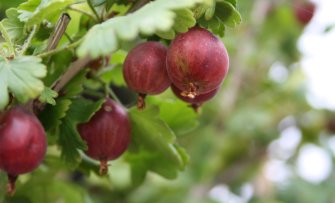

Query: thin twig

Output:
[19, 25, 38, 56]
[46, 13, 71, 52]
[107, 85, 123, 106]
[87, 0, 101, 22]
[36, 38, 83, 58]
[68, 6, 97, 21]
[52, 57, 92, 92]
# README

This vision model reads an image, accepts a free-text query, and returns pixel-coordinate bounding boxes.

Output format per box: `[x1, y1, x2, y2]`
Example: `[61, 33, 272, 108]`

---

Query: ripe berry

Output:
[294, 1, 316, 25]
[171, 84, 219, 112]
[77, 98, 131, 175]
[123, 42, 171, 109]
[0, 107, 47, 195]
[166, 27, 229, 98]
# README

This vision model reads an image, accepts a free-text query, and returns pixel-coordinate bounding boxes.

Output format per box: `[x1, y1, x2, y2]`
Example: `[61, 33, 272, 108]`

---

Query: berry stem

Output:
[6, 174, 18, 196]
[137, 93, 147, 110]
[99, 160, 108, 175]
[191, 103, 202, 113]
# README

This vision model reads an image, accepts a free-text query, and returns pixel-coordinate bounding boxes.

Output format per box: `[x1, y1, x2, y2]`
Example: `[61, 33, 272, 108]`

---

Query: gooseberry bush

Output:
[0, 0, 241, 200]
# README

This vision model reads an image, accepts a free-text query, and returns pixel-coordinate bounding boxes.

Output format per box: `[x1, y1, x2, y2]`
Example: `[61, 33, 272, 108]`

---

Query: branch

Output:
[46, 13, 71, 52]
[52, 57, 92, 92]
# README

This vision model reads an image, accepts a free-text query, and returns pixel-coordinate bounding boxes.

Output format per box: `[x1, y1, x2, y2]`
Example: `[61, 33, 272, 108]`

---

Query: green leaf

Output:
[100, 50, 127, 86]
[39, 87, 58, 105]
[39, 70, 86, 137]
[214, 1, 241, 27]
[128, 106, 189, 180]
[0, 56, 46, 110]
[198, 1, 241, 36]
[39, 99, 72, 139]
[58, 98, 104, 167]
[0, 171, 6, 202]
[157, 9, 196, 40]
[0, 8, 25, 42]
[101, 65, 126, 86]
[77, 0, 207, 58]
[90, 0, 106, 7]
[147, 97, 199, 135]
[173, 9, 196, 33]
[14, 169, 90, 203]
[18, 0, 74, 28]
[223, 0, 237, 7]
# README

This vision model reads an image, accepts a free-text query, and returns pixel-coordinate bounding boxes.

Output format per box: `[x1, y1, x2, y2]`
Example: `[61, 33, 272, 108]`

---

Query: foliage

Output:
[1, 0, 333, 203]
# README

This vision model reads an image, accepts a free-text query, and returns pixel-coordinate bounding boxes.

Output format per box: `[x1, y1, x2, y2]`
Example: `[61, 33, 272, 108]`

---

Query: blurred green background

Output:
[1, 0, 335, 203]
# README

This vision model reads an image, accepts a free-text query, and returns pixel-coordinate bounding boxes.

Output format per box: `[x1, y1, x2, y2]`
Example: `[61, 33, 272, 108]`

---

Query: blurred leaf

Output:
[0, 56, 46, 110]
[0, 171, 6, 202]
[198, 1, 241, 36]
[100, 50, 127, 86]
[77, 0, 207, 58]
[39, 87, 58, 105]
[148, 97, 199, 135]
[157, 9, 196, 40]
[18, 0, 74, 28]
[1, 8, 25, 42]
[13, 172, 90, 203]
[128, 106, 189, 182]
[101, 65, 125, 86]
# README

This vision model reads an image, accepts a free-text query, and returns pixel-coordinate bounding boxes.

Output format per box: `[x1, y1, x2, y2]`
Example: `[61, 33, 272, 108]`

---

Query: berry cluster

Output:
[123, 27, 229, 111]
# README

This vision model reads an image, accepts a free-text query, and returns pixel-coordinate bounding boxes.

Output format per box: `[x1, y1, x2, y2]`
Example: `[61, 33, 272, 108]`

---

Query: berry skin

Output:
[0, 107, 47, 195]
[294, 1, 316, 25]
[171, 84, 219, 112]
[77, 98, 131, 175]
[166, 27, 229, 98]
[123, 41, 171, 109]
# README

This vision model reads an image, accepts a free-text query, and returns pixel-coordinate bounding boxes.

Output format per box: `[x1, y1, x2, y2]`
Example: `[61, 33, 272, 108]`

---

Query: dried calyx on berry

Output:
[171, 84, 220, 112]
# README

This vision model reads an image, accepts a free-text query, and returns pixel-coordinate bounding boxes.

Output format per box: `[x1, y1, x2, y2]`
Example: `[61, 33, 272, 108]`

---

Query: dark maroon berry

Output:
[166, 27, 229, 98]
[77, 98, 131, 175]
[171, 84, 219, 112]
[294, 1, 316, 25]
[0, 107, 47, 195]
[123, 42, 171, 109]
